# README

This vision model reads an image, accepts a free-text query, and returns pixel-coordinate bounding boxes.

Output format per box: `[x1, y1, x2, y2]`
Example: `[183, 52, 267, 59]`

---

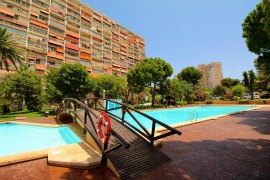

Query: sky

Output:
[83, 0, 262, 80]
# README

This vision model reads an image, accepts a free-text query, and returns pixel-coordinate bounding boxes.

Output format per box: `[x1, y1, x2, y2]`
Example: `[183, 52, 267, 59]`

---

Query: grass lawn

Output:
[0, 109, 55, 121]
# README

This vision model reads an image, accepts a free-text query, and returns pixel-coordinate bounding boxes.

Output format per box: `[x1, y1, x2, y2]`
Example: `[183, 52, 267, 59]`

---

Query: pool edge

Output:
[0, 122, 80, 167]
[155, 106, 260, 132]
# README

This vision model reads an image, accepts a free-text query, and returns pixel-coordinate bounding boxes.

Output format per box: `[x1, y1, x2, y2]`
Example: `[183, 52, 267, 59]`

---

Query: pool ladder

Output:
[186, 111, 198, 122]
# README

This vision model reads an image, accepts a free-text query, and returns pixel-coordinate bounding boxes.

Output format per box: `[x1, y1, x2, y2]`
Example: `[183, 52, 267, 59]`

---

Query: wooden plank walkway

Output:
[76, 110, 171, 180]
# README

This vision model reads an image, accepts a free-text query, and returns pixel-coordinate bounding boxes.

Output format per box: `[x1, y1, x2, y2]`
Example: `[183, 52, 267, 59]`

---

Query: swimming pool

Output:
[123, 105, 256, 130]
[0, 123, 82, 156]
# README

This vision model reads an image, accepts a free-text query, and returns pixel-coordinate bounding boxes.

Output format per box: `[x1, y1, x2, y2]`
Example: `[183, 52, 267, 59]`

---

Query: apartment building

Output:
[0, 0, 146, 78]
[198, 62, 223, 88]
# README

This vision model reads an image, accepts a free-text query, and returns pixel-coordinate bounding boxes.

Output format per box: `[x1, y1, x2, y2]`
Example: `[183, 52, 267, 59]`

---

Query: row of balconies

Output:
[1, 0, 145, 45]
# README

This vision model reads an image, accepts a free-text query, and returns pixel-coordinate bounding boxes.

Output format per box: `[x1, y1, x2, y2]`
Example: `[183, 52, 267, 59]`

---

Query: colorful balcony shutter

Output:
[0, 7, 15, 17]
[49, 39, 64, 46]
[65, 43, 79, 51]
[56, 47, 64, 53]
[35, 64, 46, 71]
[30, 19, 48, 28]
[66, 30, 79, 38]
[80, 53, 92, 61]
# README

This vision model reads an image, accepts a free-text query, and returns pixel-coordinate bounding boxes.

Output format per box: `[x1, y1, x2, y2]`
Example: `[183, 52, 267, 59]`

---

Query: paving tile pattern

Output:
[139, 106, 270, 180]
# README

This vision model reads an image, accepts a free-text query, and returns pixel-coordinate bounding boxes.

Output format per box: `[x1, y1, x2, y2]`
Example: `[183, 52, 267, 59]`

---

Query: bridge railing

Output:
[84, 98, 182, 145]
[56, 98, 130, 165]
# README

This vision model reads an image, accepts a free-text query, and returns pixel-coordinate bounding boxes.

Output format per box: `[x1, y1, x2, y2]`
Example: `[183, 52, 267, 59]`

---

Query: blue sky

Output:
[83, 0, 261, 80]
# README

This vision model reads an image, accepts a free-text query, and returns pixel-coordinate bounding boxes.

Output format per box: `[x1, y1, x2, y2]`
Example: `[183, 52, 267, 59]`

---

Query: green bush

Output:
[220, 96, 226, 100]
[0, 100, 11, 114]
[176, 101, 187, 106]
[233, 96, 240, 100]
[26, 100, 42, 112]
[206, 100, 213, 104]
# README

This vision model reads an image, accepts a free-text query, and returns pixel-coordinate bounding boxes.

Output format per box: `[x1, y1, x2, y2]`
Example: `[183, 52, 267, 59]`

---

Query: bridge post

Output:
[83, 108, 87, 133]
[150, 121, 156, 145]
[101, 142, 108, 166]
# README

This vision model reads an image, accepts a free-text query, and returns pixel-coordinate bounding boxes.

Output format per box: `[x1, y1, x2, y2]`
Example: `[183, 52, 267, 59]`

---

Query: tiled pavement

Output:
[0, 106, 269, 179]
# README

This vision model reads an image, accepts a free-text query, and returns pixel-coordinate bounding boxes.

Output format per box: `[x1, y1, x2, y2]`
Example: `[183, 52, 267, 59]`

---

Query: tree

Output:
[255, 55, 270, 90]
[242, 1, 270, 88]
[127, 58, 173, 108]
[221, 78, 240, 88]
[232, 84, 245, 97]
[242, 2, 270, 56]
[93, 74, 126, 99]
[225, 89, 233, 100]
[166, 79, 193, 102]
[2, 69, 42, 111]
[243, 70, 256, 100]
[46, 63, 95, 102]
[176, 67, 202, 87]
[213, 85, 226, 97]
[193, 89, 206, 100]
[261, 0, 270, 38]
[0, 28, 23, 71]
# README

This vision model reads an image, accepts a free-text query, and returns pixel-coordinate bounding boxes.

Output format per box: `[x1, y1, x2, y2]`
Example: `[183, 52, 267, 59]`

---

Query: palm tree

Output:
[243, 70, 256, 100]
[0, 27, 24, 71]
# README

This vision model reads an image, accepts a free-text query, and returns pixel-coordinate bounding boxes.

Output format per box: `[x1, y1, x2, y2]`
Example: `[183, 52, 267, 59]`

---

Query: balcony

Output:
[66, 30, 79, 39]
[65, 54, 79, 60]
[80, 48, 91, 54]
[112, 47, 120, 53]
[0, 7, 15, 17]
[0, 14, 28, 28]
[47, 51, 64, 60]
[92, 37, 102, 44]
[30, 19, 48, 29]
[65, 43, 79, 51]
[80, 53, 92, 61]
[93, 16, 102, 23]
[48, 38, 64, 46]
[81, 10, 92, 21]
[35, 64, 46, 71]
[50, 6, 66, 16]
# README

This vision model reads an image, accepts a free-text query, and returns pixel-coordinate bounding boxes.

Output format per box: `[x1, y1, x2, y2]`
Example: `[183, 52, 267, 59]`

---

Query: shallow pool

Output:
[123, 105, 255, 130]
[0, 123, 82, 156]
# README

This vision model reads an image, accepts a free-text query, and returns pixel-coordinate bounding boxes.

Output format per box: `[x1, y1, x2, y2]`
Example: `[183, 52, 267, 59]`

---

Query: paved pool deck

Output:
[0, 105, 269, 179]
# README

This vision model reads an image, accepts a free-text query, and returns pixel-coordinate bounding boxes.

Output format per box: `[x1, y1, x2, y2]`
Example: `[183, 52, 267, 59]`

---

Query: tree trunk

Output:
[151, 83, 156, 108]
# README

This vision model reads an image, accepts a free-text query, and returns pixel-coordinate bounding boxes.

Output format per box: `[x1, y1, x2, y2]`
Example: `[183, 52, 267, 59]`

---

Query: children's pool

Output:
[0, 123, 82, 156]
[122, 105, 256, 130]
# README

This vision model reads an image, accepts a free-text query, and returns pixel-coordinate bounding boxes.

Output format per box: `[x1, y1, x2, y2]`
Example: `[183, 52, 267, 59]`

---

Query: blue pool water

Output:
[121, 105, 255, 130]
[0, 123, 82, 156]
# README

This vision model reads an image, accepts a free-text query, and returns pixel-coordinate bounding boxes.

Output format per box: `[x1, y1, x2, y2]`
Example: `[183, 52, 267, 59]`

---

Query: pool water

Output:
[0, 123, 82, 156]
[123, 105, 255, 130]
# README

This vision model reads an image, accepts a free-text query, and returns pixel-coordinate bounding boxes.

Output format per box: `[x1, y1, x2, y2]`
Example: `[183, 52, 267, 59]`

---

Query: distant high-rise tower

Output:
[198, 62, 223, 88]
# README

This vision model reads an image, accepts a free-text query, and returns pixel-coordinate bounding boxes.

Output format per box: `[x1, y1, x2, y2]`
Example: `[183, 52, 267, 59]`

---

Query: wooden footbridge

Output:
[56, 98, 182, 179]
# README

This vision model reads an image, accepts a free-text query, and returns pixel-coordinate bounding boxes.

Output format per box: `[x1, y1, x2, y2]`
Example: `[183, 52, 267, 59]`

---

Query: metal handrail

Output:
[193, 111, 198, 121]
[84, 98, 182, 145]
[186, 111, 198, 121]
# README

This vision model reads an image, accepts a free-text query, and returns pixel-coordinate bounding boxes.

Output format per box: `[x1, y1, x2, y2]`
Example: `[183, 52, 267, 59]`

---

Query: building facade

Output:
[0, 0, 146, 78]
[198, 62, 223, 88]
